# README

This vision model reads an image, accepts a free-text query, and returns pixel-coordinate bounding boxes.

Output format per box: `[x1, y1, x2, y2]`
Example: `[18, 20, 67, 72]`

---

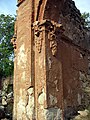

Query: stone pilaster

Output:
[33, 20, 64, 120]
[13, 0, 35, 119]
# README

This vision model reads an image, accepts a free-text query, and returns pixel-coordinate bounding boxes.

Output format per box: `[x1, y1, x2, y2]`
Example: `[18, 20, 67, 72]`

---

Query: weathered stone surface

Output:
[0, 77, 13, 120]
[44, 108, 62, 120]
[13, 0, 90, 119]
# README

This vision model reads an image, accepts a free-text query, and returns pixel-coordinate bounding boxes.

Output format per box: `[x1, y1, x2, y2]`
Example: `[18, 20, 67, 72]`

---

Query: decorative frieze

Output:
[48, 30, 57, 56]
[33, 21, 44, 53]
[47, 21, 64, 56]
[33, 20, 64, 55]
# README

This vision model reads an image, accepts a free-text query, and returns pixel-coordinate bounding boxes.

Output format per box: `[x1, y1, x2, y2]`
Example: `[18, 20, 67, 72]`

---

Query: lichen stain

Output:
[44, 108, 61, 120]
[26, 87, 35, 119]
[38, 88, 46, 105]
[17, 44, 27, 67]
[17, 99, 26, 119]
[49, 94, 57, 106]
[21, 71, 25, 81]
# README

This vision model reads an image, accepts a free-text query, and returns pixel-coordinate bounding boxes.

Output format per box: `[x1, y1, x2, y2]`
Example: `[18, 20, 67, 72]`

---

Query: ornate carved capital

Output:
[33, 20, 64, 55]
[33, 21, 44, 53]
[46, 20, 64, 56]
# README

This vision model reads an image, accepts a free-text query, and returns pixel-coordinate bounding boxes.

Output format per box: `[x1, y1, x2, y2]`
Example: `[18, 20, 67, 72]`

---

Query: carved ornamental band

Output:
[33, 21, 44, 53]
[33, 20, 64, 55]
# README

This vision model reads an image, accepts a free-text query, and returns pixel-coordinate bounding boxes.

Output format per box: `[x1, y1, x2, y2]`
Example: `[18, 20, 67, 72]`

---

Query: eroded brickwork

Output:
[13, 0, 90, 119]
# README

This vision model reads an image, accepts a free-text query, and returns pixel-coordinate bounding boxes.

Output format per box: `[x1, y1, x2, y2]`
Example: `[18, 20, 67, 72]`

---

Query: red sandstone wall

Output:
[44, 0, 89, 50]
[43, 0, 90, 112]
[45, 27, 88, 113]
[14, 0, 90, 119]
[59, 39, 88, 108]
[13, 0, 34, 119]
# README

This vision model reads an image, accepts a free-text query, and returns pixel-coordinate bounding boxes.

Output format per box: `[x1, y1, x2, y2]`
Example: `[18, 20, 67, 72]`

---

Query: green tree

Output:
[0, 14, 15, 78]
[81, 12, 90, 27]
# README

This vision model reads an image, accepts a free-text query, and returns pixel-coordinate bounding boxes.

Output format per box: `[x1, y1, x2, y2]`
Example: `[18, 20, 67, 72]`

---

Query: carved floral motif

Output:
[33, 21, 44, 53]
[33, 20, 64, 55]
[47, 21, 64, 56]
[48, 30, 57, 56]
[35, 31, 43, 53]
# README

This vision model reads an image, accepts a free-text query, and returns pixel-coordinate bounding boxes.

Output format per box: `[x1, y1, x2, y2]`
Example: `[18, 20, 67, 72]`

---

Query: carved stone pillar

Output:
[33, 20, 64, 120]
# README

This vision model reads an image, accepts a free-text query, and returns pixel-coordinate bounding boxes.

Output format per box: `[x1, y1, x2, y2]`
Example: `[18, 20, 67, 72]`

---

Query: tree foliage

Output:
[81, 12, 90, 27]
[0, 14, 15, 78]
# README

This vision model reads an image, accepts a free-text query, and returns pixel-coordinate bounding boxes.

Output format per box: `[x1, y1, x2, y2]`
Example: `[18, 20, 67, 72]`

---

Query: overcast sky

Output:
[0, 0, 90, 15]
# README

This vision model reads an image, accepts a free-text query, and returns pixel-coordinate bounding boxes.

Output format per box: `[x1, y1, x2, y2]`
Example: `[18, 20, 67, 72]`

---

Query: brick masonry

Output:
[12, 0, 90, 119]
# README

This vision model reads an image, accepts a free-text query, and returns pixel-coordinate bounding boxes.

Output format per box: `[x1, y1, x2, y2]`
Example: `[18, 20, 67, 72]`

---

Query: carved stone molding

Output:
[35, 31, 43, 53]
[33, 21, 44, 53]
[48, 32, 57, 56]
[33, 20, 64, 55]
[47, 21, 64, 56]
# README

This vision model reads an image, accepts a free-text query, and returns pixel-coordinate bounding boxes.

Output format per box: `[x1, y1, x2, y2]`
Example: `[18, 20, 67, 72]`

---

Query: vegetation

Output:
[81, 12, 90, 27]
[0, 14, 15, 78]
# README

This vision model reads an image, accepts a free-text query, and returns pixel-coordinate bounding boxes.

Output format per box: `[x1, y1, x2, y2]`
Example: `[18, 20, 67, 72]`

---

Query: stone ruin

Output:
[11, 0, 90, 119]
[0, 77, 13, 120]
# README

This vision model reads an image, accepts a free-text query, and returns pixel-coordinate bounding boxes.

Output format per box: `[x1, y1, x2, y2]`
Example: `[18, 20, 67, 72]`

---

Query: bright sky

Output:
[0, 0, 17, 15]
[0, 0, 90, 15]
[74, 0, 90, 13]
